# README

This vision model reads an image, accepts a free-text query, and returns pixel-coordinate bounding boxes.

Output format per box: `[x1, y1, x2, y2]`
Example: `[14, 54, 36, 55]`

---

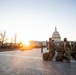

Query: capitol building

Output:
[52, 27, 61, 42]
[48, 26, 61, 46]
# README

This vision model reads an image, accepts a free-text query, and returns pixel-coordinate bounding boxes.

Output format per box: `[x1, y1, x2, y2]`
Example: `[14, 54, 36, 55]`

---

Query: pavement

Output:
[0, 48, 76, 75]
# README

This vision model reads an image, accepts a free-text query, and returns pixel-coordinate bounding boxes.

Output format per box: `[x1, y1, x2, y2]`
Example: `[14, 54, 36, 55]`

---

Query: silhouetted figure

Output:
[74, 44, 76, 60]
[71, 42, 76, 60]
[70, 42, 75, 58]
[46, 40, 48, 50]
[41, 42, 43, 53]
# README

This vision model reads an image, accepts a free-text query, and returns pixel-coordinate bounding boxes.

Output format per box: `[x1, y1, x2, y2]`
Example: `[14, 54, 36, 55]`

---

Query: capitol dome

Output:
[52, 27, 61, 41]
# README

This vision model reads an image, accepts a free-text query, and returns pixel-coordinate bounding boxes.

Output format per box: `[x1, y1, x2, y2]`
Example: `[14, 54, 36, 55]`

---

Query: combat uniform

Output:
[55, 41, 64, 61]
[48, 40, 56, 60]
[64, 39, 71, 63]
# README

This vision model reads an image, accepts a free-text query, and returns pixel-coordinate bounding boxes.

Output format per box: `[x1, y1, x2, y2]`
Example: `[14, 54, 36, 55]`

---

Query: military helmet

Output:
[64, 38, 67, 41]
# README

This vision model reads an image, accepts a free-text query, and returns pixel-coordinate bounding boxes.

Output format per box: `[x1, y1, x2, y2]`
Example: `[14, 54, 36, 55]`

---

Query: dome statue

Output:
[52, 27, 61, 41]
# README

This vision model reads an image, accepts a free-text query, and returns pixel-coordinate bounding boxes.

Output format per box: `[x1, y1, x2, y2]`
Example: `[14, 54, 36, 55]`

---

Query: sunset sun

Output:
[23, 41, 30, 46]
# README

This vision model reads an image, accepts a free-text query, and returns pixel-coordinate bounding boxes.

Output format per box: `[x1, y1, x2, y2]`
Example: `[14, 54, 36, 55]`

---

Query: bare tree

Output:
[11, 33, 17, 48]
[14, 33, 17, 47]
[0, 31, 8, 44]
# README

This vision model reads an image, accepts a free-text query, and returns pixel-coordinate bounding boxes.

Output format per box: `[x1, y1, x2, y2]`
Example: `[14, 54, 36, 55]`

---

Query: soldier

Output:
[48, 38, 56, 60]
[56, 41, 64, 61]
[58, 41, 64, 54]
[46, 40, 48, 50]
[70, 42, 75, 58]
[41, 42, 43, 53]
[63, 38, 71, 63]
[72, 42, 76, 60]
[74, 43, 76, 60]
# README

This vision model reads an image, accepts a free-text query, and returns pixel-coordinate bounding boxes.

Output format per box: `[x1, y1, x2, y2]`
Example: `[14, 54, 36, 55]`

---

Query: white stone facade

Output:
[52, 27, 61, 42]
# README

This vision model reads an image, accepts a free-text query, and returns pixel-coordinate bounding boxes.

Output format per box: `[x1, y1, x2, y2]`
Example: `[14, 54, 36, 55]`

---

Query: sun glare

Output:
[23, 41, 30, 46]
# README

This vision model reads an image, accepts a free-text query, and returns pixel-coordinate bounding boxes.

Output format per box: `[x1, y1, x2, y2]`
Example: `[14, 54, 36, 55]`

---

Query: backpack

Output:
[43, 52, 50, 60]
[56, 52, 63, 61]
